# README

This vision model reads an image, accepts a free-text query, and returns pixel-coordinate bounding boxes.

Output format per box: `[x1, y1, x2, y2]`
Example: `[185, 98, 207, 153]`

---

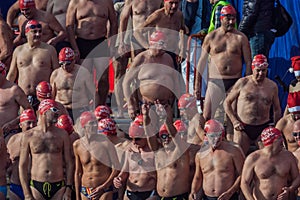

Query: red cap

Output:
[128, 115, 144, 138]
[291, 56, 300, 76]
[220, 5, 236, 20]
[261, 127, 282, 146]
[38, 99, 57, 115]
[36, 81, 52, 99]
[149, 30, 166, 47]
[80, 111, 96, 128]
[0, 61, 6, 76]
[25, 20, 41, 33]
[287, 91, 300, 113]
[97, 118, 117, 135]
[173, 120, 187, 133]
[94, 105, 112, 120]
[19, 0, 35, 10]
[20, 109, 36, 123]
[159, 124, 169, 137]
[59, 47, 75, 62]
[178, 93, 196, 109]
[252, 54, 268, 69]
[56, 114, 74, 135]
[204, 119, 225, 138]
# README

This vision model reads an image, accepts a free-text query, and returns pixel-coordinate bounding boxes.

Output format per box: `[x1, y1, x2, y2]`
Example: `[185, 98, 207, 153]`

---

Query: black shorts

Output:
[203, 192, 239, 200]
[76, 37, 109, 59]
[209, 78, 239, 92]
[243, 121, 271, 140]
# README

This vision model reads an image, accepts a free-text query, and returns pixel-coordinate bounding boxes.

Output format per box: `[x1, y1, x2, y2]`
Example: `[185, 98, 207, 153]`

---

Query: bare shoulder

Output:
[265, 78, 278, 88]
[73, 138, 82, 149]
[51, 67, 60, 77]
[281, 149, 297, 160]
[244, 150, 261, 165]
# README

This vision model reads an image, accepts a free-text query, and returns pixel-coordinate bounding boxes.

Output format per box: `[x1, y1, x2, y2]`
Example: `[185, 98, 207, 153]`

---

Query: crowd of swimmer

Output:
[1, 0, 300, 199]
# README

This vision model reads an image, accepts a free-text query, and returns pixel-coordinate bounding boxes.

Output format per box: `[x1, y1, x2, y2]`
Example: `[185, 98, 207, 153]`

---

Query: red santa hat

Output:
[289, 56, 300, 77]
[287, 91, 300, 113]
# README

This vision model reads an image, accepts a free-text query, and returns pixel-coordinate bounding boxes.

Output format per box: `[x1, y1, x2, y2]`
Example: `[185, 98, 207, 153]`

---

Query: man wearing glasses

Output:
[224, 54, 281, 155]
[7, 20, 59, 112]
[19, 99, 74, 200]
[50, 47, 96, 122]
[276, 91, 300, 152]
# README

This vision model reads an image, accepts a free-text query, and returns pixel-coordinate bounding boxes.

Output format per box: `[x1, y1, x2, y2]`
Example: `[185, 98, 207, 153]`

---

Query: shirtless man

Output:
[144, 103, 190, 199]
[292, 120, 300, 200]
[46, 0, 70, 28]
[66, 0, 118, 105]
[276, 91, 300, 152]
[19, 99, 73, 200]
[224, 54, 281, 154]
[194, 5, 251, 124]
[0, 13, 13, 70]
[190, 119, 244, 200]
[7, 109, 37, 200]
[178, 93, 205, 144]
[7, 0, 49, 28]
[113, 115, 157, 200]
[123, 30, 184, 120]
[0, 62, 31, 142]
[14, 0, 66, 47]
[0, 129, 9, 200]
[7, 20, 59, 111]
[50, 47, 96, 122]
[241, 127, 300, 200]
[36, 81, 68, 116]
[133, 0, 186, 70]
[73, 111, 119, 200]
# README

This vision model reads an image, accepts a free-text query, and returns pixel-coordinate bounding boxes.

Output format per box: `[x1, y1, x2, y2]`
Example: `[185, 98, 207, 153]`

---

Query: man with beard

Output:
[190, 119, 244, 200]
[19, 99, 73, 200]
[276, 91, 300, 152]
[7, 109, 37, 200]
[123, 30, 184, 120]
[194, 5, 251, 139]
[224, 54, 281, 154]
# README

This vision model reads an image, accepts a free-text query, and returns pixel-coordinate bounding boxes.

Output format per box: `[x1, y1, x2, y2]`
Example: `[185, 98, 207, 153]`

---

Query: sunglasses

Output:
[28, 24, 42, 29]
[292, 132, 300, 137]
[49, 107, 59, 113]
[253, 62, 269, 69]
[206, 132, 222, 138]
[132, 138, 142, 141]
[160, 134, 169, 140]
[59, 61, 72, 65]
[31, 29, 42, 34]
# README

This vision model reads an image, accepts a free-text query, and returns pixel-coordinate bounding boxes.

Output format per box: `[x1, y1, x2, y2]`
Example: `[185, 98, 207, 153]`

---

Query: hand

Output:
[277, 187, 289, 200]
[218, 191, 232, 200]
[47, 37, 57, 46]
[154, 100, 167, 120]
[62, 188, 72, 200]
[118, 43, 130, 56]
[128, 106, 138, 120]
[90, 186, 103, 199]
[113, 176, 123, 189]
[233, 120, 244, 131]
[141, 103, 150, 116]
[189, 193, 197, 200]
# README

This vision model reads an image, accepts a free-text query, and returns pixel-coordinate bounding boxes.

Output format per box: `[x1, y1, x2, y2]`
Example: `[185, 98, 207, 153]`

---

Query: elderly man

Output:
[195, 5, 251, 127]
[190, 119, 244, 200]
[292, 120, 300, 199]
[276, 91, 300, 152]
[19, 99, 73, 200]
[241, 127, 300, 200]
[123, 30, 184, 120]
[224, 54, 281, 154]
[7, 20, 59, 111]
[7, 109, 37, 200]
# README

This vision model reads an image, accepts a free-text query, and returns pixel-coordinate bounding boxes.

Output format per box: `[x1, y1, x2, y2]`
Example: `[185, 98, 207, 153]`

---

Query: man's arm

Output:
[190, 153, 203, 200]
[240, 154, 256, 200]
[19, 133, 34, 199]
[241, 33, 252, 75]
[50, 71, 57, 99]
[107, 0, 118, 48]
[7, 49, 19, 83]
[272, 84, 281, 124]
[142, 104, 159, 151]
[0, 24, 13, 68]
[73, 141, 83, 200]
[118, 0, 132, 55]
[46, 13, 67, 46]
[62, 130, 74, 199]
[6, 1, 19, 28]
[50, 45, 59, 70]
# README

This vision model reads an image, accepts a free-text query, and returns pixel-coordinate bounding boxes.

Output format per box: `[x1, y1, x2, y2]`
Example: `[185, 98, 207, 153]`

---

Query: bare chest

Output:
[132, 0, 160, 16]
[255, 158, 290, 179]
[55, 74, 76, 90]
[240, 86, 272, 105]
[201, 152, 233, 174]
[77, 1, 108, 20]
[17, 49, 52, 70]
[30, 135, 63, 154]
[211, 36, 241, 55]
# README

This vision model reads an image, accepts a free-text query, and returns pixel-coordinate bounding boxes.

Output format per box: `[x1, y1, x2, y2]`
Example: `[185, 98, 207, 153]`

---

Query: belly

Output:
[140, 84, 174, 104]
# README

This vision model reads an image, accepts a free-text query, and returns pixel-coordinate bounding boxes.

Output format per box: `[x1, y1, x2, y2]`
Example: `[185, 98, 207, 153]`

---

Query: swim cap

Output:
[204, 119, 225, 138]
[159, 124, 169, 137]
[261, 127, 282, 146]
[252, 54, 268, 70]
[220, 5, 236, 20]
[36, 81, 52, 99]
[20, 109, 36, 123]
[0, 61, 6, 76]
[178, 93, 196, 109]
[97, 118, 117, 135]
[25, 19, 41, 33]
[94, 105, 112, 120]
[59, 47, 75, 62]
[38, 99, 57, 115]
[149, 30, 166, 47]
[56, 114, 74, 135]
[290, 56, 300, 76]
[287, 91, 300, 113]
[19, 0, 35, 10]
[80, 111, 96, 128]
[173, 120, 187, 132]
[128, 115, 144, 138]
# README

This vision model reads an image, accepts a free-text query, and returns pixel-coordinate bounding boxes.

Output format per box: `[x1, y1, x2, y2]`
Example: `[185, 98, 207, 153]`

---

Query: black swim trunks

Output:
[243, 121, 271, 140]
[30, 179, 65, 200]
[203, 192, 239, 200]
[76, 37, 109, 59]
[160, 192, 189, 200]
[209, 78, 239, 92]
[126, 189, 157, 200]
